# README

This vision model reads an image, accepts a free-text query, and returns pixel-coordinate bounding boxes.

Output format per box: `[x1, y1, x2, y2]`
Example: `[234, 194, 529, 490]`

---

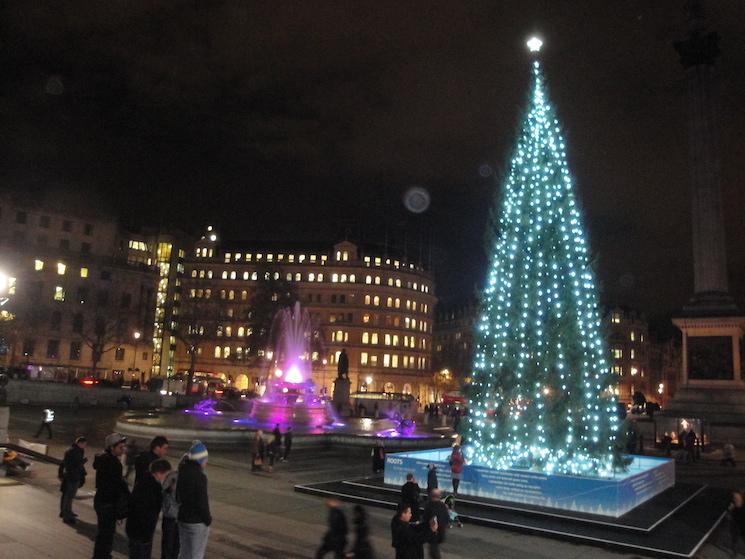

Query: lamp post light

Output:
[131, 331, 141, 386]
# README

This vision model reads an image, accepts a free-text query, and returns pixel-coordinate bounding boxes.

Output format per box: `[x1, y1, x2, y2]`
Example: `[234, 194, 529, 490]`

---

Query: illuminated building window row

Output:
[33, 259, 90, 278]
[187, 267, 430, 294]
[359, 352, 428, 370]
[222, 252, 328, 265]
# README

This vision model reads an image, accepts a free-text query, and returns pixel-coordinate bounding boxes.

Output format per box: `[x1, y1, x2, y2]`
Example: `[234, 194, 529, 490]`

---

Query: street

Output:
[1, 405, 736, 559]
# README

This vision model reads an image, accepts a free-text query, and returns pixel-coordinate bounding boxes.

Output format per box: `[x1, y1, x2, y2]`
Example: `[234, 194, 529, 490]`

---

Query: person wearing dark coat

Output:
[134, 435, 169, 486]
[371, 441, 386, 473]
[93, 433, 130, 559]
[59, 436, 87, 524]
[126, 459, 171, 559]
[400, 473, 422, 522]
[422, 489, 450, 559]
[177, 441, 212, 559]
[315, 499, 348, 559]
[272, 424, 282, 447]
[282, 427, 293, 461]
[350, 505, 375, 559]
[426, 464, 438, 496]
[391, 503, 437, 559]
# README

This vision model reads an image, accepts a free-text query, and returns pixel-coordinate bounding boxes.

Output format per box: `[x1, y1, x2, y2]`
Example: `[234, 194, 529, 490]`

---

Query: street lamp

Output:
[131, 331, 141, 386]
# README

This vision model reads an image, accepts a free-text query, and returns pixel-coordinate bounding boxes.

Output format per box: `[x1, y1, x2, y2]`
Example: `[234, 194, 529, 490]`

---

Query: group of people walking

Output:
[57, 432, 212, 559]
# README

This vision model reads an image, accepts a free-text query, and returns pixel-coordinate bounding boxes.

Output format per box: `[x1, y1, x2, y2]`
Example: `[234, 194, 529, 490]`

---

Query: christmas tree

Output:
[464, 39, 621, 477]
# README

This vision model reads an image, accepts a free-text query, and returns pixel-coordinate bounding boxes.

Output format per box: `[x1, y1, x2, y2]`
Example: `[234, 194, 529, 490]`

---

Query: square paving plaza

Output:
[0, 406, 741, 559]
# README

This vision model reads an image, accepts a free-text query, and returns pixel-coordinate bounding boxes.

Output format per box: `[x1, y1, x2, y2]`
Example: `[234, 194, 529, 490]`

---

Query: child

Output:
[443, 493, 462, 528]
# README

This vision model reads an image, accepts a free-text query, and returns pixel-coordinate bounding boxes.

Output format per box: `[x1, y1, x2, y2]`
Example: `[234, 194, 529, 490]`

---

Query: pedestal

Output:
[660, 313, 745, 445]
[332, 377, 350, 414]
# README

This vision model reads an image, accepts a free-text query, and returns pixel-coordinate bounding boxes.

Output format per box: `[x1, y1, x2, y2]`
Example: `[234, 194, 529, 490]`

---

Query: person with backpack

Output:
[93, 433, 130, 559]
[126, 459, 171, 559]
[59, 436, 87, 525]
[161, 461, 181, 559]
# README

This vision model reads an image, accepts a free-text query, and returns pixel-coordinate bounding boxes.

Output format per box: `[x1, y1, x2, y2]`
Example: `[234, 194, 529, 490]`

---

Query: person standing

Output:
[252, 430, 265, 471]
[448, 445, 465, 495]
[422, 489, 450, 559]
[371, 441, 386, 473]
[34, 407, 54, 439]
[272, 424, 282, 449]
[177, 441, 211, 559]
[426, 464, 438, 497]
[400, 473, 421, 522]
[93, 433, 130, 559]
[59, 436, 87, 525]
[161, 463, 180, 559]
[315, 498, 348, 559]
[134, 436, 170, 486]
[391, 503, 437, 559]
[126, 459, 171, 559]
[282, 427, 293, 461]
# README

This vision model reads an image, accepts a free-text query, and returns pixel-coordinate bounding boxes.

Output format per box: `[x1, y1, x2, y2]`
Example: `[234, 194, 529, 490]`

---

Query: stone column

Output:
[674, 3, 729, 298]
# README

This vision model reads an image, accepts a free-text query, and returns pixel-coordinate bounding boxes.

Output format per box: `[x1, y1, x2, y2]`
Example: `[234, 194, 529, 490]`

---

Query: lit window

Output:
[387, 278, 394, 287]
[364, 295, 371, 305]
[391, 355, 398, 367]
[365, 275, 372, 284]
[251, 272, 258, 280]
[612, 348, 622, 359]
[395, 298, 400, 308]
[362, 314, 370, 323]
[383, 354, 391, 367]
[374, 276, 381, 285]
[57, 262, 66, 275]
[238, 326, 245, 337]
[317, 274, 323, 282]
[309, 273, 315, 281]
[222, 271, 228, 279]
[286, 273, 293, 281]
[360, 352, 368, 366]
[225, 253, 231, 263]
[230, 271, 236, 280]
[225, 326, 232, 337]
[630, 331, 635, 342]
[80, 267, 88, 278]
[340, 274, 347, 282]
[295, 273, 301, 281]
[395, 279, 401, 287]
[267, 254, 274, 262]
[34, 259, 44, 271]
[630, 366, 638, 376]
[373, 296, 380, 306]
[223, 346, 230, 359]
[384, 334, 391, 346]
[332, 274, 339, 283]
[371, 333, 379, 344]
[392, 335, 399, 346]
[611, 312, 621, 324]
[362, 332, 369, 344]
[630, 349, 635, 359]
[241, 290, 248, 300]
[54, 286, 65, 301]
[214, 346, 221, 358]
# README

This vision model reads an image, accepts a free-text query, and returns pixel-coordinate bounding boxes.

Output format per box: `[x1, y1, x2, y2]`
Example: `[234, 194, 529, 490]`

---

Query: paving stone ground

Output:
[1, 405, 741, 558]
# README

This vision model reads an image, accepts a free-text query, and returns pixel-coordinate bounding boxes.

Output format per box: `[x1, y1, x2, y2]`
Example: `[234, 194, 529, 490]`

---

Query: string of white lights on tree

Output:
[463, 37, 622, 477]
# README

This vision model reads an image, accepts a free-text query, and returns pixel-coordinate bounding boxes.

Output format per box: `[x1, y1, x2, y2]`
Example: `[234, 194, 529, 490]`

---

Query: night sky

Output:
[2, 1, 745, 324]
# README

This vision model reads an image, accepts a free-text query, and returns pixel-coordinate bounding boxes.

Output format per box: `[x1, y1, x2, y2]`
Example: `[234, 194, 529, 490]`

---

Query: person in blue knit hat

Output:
[176, 440, 211, 559]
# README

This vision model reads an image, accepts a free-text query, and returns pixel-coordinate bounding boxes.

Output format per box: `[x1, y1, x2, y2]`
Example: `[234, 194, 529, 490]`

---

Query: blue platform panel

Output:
[384, 448, 674, 517]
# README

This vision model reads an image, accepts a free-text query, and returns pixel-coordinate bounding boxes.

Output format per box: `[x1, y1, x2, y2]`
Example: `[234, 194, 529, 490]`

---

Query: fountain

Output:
[116, 301, 451, 448]
[250, 302, 333, 427]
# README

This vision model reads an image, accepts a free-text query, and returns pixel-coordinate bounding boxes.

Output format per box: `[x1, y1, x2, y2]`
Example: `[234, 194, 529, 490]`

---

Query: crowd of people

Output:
[57, 432, 212, 559]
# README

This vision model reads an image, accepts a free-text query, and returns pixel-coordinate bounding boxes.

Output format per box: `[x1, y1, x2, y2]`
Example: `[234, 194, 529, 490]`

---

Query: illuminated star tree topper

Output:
[463, 37, 622, 477]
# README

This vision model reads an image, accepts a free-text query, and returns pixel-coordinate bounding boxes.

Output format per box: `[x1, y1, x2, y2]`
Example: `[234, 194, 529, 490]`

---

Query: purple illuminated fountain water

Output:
[250, 302, 334, 427]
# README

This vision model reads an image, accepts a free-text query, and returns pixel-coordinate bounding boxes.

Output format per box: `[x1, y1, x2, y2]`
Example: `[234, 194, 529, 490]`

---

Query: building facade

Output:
[0, 195, 158, 382]
[604, 306, 651, 402]
[175, 229, 438, 403]
[433, 301, 477, 384]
